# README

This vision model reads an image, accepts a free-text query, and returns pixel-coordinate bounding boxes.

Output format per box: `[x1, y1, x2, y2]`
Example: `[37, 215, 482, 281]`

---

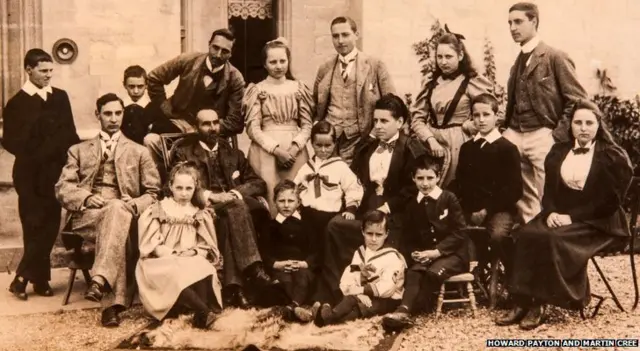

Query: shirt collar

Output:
[275, 211, 301, 223]
[520, 35, 540, 54]
[381, 132, 400, 145]
[474, 128, 502, 144]
[199, 140, 219, 152]
[339, 48, 359, 64]
[122, 94, 150, 108]
[416, 186, 443, 203]
[22, 80, 53, 100]
[206, 57, 225, 74]
[99, 130, 121, 142]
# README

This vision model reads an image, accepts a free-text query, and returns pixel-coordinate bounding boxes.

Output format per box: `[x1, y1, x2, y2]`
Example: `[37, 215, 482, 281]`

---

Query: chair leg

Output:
[591, 257, 625, 312]
[436, 283, 445, 318]
[81, 269, 92, 285]
[62, 268, 78, 306]
[489, 257, 500, 309]
[630, 245, 639, 311]
[467, 282, 477, 318]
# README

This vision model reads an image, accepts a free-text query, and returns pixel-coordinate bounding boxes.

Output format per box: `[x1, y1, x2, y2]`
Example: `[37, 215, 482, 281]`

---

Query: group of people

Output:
[3, 1, 634, 334]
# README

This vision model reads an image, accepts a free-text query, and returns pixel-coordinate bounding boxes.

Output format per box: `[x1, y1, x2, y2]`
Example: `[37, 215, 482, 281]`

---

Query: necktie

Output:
[572, 147, 590, 155]
[375, 140, 396, 154]
[102, 138, 114, 160]
[340, 58, 355, 81]
[475, 138, 486, 148]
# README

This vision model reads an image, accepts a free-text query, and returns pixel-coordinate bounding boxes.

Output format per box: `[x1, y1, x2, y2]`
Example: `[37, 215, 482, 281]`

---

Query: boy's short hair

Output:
[96, 93, 124, 113]
[273, 179, 298, 201]
[411, 155, 442, 178]
[470, 93, 499, 114]
[311, 120, 337, 143]
[24, 48, 52, 69]
[123, 65, 147, 84]
[361, 210, 388, 232]
[209, 28, 235, 44]
[330, 16, 358, 33]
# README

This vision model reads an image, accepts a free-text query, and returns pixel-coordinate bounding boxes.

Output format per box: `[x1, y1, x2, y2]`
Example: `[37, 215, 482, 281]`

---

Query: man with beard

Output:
[144, 28, 245, 177]
[170, 108, 280, 308]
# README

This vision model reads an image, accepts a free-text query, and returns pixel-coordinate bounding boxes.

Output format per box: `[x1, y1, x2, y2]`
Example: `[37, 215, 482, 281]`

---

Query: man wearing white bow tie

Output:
[313, 16, 396, 165]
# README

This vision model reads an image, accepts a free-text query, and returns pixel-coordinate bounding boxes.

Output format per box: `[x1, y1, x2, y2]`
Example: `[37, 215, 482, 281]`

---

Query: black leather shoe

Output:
[519, 305, 546, 330]
[248, 266, 280, 288]
[233, 289, 251, 309]
[313, 303, 332, 327]
[9, 277, 28, 301]
[382, 310, 413, 331]
[33, 282, 54, 297]
[101, 307, 121, 327]
[495, 306, 529, 326]
[193, 311, 218, 329]
[84, 281, 104, 302]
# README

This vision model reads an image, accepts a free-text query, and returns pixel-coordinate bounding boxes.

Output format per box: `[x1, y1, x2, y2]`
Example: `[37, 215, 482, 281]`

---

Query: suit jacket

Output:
[402, 190, 468, 263]
[147, 53, 245, 137]
[541, 141, 633, 237]
[313, 52, 395, 137]
[350, 133, 425, 216]
[55, 134, 161, 215]
[2, 88, 80, 200]
[505, 42, 587, 142]
[171, 136, 267, 199]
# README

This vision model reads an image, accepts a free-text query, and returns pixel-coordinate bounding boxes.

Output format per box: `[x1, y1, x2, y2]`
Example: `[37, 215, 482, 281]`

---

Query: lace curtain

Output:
[228, 0, 273, 20]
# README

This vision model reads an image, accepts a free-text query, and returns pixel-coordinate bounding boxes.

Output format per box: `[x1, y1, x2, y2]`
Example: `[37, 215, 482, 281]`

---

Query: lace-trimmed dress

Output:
[243, 80, 313, 215]
[135, 198, 223, 320]
[411, 74, 492, 186]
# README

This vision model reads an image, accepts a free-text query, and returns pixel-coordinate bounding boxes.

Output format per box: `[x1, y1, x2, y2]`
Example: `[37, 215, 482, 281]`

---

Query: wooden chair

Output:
[465, 226, 506, 309]
[60, 231, 95, 306]
[582, 177, 640, 318]
[435, 262, 478, 318]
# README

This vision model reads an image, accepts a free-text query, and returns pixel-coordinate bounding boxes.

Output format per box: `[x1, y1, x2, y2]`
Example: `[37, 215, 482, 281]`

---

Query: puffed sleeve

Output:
[137, 204, 172, 258]
[410, 77, 436, 142]
[466, 75, 493, 99]
[292, 81, 314, 149]
[243, 83, 280, 154]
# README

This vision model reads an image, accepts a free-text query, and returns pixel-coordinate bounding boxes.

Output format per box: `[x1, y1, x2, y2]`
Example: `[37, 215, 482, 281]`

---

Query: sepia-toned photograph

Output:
[0, 0, 638, 350]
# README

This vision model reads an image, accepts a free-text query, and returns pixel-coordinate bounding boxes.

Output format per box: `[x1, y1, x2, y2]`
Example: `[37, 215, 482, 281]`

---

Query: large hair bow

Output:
[444, 24, 466, 41]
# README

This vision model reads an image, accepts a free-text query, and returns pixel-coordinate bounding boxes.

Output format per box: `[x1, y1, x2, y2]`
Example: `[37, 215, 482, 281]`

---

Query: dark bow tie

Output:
[376, 140, 396, 154]
[305, 173, 330, 198]
[572, 147, 590, 155]
[420, 196, 436, 205]
[203, 67, 222, 80]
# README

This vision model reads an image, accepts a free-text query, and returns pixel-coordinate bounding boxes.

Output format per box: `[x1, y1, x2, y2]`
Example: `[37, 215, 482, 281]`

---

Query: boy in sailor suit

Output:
[383, 156, 468, 330]
[312, 210, 406, 327]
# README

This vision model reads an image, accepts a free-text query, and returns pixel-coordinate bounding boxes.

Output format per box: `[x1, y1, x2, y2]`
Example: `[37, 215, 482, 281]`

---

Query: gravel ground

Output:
[0, 255, 637, 351]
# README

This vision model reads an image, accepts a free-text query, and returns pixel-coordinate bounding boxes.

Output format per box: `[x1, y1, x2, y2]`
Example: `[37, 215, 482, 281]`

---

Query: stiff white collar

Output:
[275, 211, 302, 223]
[206, 57, 225, 74]
[22, 80, 52, 101]
[339, 48, 359, 64]
[474, 128, 502, 145]
[199, 141, 219, 152]
[122, 94, 150, 108]
[520, 35, 540, 54]
[99, 130, 121, 142]
[380, 132, 400, 145]
[416, 186, 443, 203]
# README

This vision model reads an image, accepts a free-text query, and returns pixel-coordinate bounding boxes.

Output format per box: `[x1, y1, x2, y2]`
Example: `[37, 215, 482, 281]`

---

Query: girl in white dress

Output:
[136, 162, 223, 329]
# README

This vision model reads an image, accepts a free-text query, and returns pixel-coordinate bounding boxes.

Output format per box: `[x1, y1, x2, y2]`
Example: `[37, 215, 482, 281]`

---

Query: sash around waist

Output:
[261, 123, 301, 132]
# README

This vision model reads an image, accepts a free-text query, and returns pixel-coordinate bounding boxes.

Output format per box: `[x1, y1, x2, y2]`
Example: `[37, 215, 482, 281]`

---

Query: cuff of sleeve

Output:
[203, 190, 213, 204]
[292, 138, 306, 151]
[230, 190, 243, 200]
[345, 205, 358, 214]
[363, 284, 376, 297]
[353, 286, 365, 295]
[266, 142, 280, 154]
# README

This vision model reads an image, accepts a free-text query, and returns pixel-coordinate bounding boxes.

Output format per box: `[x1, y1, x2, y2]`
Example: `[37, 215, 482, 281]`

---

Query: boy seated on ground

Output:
[382, 156, 468, 330]
[294, 210, 406, 327]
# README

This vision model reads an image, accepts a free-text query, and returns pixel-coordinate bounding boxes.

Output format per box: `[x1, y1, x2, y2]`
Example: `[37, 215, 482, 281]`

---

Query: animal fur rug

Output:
[136, 307, 387, 350]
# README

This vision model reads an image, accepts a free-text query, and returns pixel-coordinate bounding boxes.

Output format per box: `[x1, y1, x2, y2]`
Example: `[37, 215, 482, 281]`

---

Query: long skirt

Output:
[426, 125, 469, 187]
[247, 126, 309, 217]
[509, 217, 617, 310]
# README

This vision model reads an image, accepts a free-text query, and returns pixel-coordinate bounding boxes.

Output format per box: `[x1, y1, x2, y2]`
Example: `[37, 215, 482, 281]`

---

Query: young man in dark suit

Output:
[170, 108, 279, 309]
[3, 48, 80, 300]
[502, 2, 587, 224]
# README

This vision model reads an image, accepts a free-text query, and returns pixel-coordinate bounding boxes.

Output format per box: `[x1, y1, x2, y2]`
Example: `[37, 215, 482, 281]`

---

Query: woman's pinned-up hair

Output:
[568, 99, 618, 146]
[434, 26, 478, 79]
[262, 36, 295, 80]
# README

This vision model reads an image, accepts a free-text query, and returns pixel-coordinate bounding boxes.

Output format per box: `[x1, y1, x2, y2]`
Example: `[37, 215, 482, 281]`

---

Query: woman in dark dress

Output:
[495, 100, 633, 330]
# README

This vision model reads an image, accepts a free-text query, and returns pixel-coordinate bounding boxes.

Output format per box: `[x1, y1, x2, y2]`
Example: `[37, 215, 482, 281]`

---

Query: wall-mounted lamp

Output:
[52, 38, 78, 64]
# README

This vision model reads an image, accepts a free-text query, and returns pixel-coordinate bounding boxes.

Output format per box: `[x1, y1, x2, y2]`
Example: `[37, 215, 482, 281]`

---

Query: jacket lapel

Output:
[581, 142, 605, 193]
[89, 136, 101, 165]
[216, 63, 230, 95]
[385, 134, 406, 189]
[217, 141, 236, 188]
[114, 135, 128, 163]
[355, 54, 371, 107]
[316, 58, 337, 118]
[522, 43, 546, 78]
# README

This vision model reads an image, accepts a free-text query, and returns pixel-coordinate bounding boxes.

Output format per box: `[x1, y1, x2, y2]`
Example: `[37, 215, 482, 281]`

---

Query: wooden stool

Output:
[435, 272, 478, 318]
